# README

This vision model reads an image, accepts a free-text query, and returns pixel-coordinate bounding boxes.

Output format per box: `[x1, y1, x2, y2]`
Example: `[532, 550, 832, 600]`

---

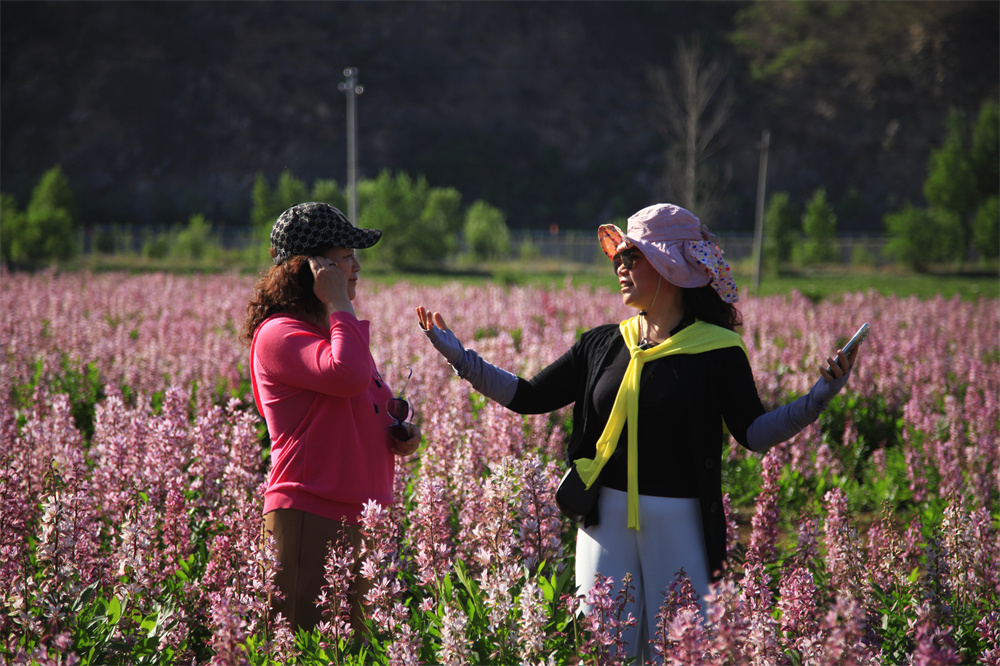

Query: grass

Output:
[363, 259, 999, 302]
[735, 265, 1000, 301]
[71, 252, 1000, 301]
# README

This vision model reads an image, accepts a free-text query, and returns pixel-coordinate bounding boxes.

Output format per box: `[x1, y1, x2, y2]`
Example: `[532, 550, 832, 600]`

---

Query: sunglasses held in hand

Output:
[386, 366, 413, 440]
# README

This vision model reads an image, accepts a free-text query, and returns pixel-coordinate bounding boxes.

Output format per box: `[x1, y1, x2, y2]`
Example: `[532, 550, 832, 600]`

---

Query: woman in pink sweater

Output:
[241, 202, 421, 633]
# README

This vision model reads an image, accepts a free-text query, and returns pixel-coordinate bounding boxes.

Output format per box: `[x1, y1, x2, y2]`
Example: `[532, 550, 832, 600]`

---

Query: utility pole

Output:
[751, 129, 770, 294]
[338, 67, 364, 224]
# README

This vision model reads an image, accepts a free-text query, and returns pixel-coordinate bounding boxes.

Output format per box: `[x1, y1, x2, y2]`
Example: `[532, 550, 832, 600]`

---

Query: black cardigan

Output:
[506, 323, 767, 580]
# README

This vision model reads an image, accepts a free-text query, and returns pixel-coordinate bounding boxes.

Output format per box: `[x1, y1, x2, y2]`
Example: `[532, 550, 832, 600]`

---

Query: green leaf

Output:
[106, 595, 123, 624]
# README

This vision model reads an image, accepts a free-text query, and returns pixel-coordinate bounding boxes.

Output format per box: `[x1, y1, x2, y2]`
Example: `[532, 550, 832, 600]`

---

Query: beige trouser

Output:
[263, 509, 371, 633]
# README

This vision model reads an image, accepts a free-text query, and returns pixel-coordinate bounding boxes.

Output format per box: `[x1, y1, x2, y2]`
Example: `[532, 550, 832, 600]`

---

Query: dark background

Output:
[2, 1, 997, 233]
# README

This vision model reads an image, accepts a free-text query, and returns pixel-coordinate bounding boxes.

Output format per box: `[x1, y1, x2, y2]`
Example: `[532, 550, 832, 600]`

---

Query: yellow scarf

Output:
[574, 317, 747, 529]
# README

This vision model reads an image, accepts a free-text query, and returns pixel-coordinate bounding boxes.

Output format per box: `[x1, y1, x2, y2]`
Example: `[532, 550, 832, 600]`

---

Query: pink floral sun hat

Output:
[598, 203, 739, 303]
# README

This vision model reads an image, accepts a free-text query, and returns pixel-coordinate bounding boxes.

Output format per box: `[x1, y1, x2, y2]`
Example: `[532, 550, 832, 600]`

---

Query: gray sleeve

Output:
[746, 369, 851, 452]
[421, 325, 519, 406]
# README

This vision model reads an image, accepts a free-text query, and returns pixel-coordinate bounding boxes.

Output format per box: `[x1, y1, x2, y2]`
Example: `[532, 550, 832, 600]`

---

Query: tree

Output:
[310, 179, 348, 214]
[970, 99, 999, 262]
[274, 169, 309, 210]
[835, 187, 869, 230]
[884, 99, 998, 269]
[972, 196, 999, 261]
[250, 173, 275, 233]
[647, 36, 734, 222]
[801, 189, 837, 264]
[250, 169, 311, 230]
[249, 171, 349, 265]
[923, 109, 977, 262]
[464, 201, 510, 261]
[762, 191, 799, 268]
[1, 194, 23, 264]
[421, 187, 463, 257]
[970, 99, 999, 204]
[249, 171, 299, 263]
[358, 170, 463, 269]
[731, 2, 968, 109]
[5, 165, 79, 265]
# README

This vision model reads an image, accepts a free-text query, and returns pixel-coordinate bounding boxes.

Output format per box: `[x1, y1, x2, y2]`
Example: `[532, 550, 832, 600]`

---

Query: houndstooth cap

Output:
[270, 202, 382, 265]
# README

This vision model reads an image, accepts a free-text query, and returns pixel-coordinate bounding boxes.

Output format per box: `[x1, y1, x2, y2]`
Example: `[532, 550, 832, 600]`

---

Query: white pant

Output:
[575, 488, 711, 662]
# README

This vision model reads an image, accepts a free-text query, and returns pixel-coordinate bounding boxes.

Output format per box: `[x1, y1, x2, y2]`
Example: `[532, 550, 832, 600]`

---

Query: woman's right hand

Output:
[415, 306, 466, 366]
[415, 305, 520, 406]
[416, 305, 449, 332]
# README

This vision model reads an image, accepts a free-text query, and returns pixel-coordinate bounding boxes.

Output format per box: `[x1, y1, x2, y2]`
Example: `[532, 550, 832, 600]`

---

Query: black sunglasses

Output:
[386, 366, 413, 440]
[613, 248, 642, 271]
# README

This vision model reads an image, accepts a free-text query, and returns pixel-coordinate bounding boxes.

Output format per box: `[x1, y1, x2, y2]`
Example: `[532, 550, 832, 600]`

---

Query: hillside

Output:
[1, 1, 996, 233]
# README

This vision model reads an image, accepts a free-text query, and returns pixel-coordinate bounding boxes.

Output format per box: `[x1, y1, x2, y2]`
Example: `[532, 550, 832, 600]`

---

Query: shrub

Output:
[884, 204, 962, 271]
[519, 237, 541, 262]
[850, 242, 877, 267]
[93, 229, 117, 254]
[142, 234, 170, 260]
[169, 214, 220, 261]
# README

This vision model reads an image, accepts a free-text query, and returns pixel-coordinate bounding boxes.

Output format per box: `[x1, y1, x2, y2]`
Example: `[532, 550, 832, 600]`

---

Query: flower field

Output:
[2, 269, 998, 665]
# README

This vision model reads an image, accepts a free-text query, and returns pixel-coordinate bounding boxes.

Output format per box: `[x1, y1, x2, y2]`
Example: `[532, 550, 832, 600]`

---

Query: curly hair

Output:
[240, 255, 326, 346]
[683, 284, 743, 331]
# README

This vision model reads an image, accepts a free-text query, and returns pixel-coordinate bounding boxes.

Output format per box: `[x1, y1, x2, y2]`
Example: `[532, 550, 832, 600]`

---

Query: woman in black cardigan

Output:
[416, 203, 859, 661]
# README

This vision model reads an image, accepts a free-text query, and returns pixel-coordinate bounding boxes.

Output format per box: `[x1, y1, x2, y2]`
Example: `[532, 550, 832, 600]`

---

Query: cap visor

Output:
[352, 228, 382, 249]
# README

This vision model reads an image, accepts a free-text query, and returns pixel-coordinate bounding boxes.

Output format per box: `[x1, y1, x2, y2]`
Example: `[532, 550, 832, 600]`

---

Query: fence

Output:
[508, 230, 892, 267]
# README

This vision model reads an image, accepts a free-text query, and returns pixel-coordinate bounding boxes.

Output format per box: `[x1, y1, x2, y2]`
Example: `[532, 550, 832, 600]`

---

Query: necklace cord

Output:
[640, 276, 663, 347]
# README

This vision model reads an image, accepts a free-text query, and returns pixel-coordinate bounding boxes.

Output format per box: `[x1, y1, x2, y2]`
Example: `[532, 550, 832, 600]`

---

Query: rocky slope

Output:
[2, 1, 996, 232]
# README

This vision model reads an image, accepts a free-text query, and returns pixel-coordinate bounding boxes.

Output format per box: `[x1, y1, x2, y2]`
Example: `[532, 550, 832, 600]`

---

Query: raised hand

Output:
[416, 305, 449, 332]
[309, 256, 355, 317]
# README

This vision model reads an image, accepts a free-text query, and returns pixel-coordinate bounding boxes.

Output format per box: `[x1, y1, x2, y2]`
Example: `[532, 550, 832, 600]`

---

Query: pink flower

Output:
[517, 579, 548, 661]
[908, 601, 962, 666]
[777, 565, 818, 651]
[746, 449, 782, 567]
[437, 602, 473, 666]
[579, 573, 638, 665]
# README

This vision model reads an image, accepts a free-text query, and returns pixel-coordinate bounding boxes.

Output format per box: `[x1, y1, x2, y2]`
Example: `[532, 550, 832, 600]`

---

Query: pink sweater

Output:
[250, 312, 396, 524]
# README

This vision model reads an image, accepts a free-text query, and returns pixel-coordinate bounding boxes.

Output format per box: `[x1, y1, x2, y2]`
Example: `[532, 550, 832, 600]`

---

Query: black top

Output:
[505, 322, 768, 579]
[593, 343, 767, 497]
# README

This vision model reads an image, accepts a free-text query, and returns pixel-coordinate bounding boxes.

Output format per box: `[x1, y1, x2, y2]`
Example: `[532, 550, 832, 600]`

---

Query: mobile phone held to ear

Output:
[826, 322, 870, 374]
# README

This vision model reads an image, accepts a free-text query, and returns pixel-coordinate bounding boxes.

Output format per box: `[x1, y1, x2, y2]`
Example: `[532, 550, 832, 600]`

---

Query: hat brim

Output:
[624, 237, 711, 289]
[348, 228, 382, 249]
[598, 224, 626, 259]
[599, 223, 709, 288]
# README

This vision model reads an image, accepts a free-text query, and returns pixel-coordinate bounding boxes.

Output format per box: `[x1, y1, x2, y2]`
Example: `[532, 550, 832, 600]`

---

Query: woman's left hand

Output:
[819, 344, 860, 382]
[392, 423, 421, 456]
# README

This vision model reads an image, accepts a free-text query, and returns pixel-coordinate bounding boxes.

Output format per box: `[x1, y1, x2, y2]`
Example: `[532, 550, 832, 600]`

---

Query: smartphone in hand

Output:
[826, 323, 870, 374]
